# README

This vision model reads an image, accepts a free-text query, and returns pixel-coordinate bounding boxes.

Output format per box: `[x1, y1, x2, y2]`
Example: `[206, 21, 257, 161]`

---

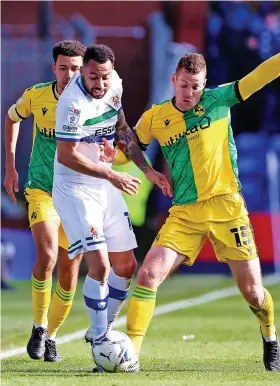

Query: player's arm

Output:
[55, 101, 141, 195]
[4, 89, 32, 203]
[114, 109, 172, 196]
[238, 53, 280, 101]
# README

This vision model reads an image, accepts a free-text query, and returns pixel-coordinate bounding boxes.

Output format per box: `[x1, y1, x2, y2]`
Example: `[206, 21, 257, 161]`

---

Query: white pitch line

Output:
[1, 274, 279, 360]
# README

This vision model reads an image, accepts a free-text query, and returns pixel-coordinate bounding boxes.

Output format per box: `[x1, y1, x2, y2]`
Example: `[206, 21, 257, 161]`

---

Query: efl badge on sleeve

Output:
[66, 107, 81, 125]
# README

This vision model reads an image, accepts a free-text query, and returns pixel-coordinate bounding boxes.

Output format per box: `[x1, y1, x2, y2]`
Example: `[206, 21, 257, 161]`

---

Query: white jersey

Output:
[54, 71, 122, 185]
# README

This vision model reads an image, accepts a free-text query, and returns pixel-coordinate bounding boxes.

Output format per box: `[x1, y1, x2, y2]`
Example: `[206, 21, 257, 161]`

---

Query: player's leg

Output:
[25, 188, 60, 360]
[108, 251, 137, 329]
[104, 185, 138, 330]
[52, 181, 110, 343]
[85, 185, 138, 355]
[45, 225, 82, 361]
[227, 258, 279, 371]
[126, 205, 206, 357]
[127, 245, 186, 356]
[209, 209, 279, 371]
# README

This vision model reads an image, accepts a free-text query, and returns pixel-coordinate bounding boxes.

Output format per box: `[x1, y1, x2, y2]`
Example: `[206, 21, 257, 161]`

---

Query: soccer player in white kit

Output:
[52, 45, 172, 368]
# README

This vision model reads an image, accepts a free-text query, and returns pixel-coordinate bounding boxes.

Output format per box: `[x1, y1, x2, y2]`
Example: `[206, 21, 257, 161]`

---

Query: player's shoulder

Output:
[203, 82, 236, 97]
[151, 98, 172, 116]
[23, 80, 56, 100]
[58, 74, 86, 105]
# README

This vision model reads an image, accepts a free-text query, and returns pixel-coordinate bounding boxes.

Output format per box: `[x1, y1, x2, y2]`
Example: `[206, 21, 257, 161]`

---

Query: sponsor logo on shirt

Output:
[62, 125, 78, 133]
[164, 116, 211, 148]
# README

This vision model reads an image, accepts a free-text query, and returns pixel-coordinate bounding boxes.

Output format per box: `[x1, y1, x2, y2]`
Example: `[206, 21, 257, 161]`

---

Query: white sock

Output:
[83, 275, 109, 340]
[263, 325, 277, 342]
[107, 268, 131, 329]
[34, 323, 47, 329]
[46, 334, 56, 341]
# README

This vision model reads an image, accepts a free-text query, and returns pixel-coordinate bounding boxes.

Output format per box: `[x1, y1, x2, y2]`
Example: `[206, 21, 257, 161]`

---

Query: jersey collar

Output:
[52, 81, 59, 100]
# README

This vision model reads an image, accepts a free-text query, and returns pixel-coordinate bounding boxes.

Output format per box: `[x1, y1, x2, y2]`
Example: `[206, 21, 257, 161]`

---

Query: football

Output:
[92, 330, 139, 373]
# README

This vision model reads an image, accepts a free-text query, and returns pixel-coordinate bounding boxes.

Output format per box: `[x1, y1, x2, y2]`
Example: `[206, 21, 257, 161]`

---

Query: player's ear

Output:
[80, 66, 84, 76]
[52, 63, 56, 75]
[202, 78, 207, 89]
[171, 73, 176, 86]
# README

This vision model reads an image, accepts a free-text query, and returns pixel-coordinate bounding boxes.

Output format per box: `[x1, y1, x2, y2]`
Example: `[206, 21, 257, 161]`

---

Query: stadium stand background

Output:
[1, 1, 280, 282]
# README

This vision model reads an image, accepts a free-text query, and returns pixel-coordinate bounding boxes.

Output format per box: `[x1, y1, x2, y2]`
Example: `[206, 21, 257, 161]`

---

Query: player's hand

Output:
[145, 166, 173, 197]
[109, 170, 142, 195]
[4, 167, 19, 204]
[99, 138, 117, 163]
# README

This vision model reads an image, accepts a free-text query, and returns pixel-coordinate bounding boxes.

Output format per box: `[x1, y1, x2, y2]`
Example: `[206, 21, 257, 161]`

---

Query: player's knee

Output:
[137, 265, 162, 289]
[114, 256, 137, 278]
[35, 247, 57, 274]
[58, 270, 78, 292]
[88, 260, 111, 282]
[242, 285, 264, 308]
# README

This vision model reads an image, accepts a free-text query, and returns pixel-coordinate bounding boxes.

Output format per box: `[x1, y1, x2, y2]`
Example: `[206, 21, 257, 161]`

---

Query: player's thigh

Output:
[53, 182, 107, 259]
[104, 184, 137, 253]
[31, 221, 59, 265]
[25, 188, 60, 259]
[209, 215, 258, 264]
[152, 206, 207, 266]
[58, 223, 69, 250]
[25, 188, 60, 229]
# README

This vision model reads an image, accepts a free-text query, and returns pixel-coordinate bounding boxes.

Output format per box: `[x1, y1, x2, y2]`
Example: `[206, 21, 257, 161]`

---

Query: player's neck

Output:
[55, 82, 63, 97]
[172, 97, 192, 113]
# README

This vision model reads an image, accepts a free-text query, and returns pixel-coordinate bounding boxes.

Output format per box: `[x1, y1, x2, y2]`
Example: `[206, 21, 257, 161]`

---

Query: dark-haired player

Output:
[4, 40, 86, 362]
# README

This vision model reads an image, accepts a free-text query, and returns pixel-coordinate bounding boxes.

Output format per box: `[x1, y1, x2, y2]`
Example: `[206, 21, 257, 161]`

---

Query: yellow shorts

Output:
[152, 192, 258, 265]
[24, 188, 68, 250]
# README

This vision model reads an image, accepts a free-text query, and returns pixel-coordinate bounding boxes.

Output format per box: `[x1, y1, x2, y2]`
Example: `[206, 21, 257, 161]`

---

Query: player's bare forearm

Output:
[239, 53, 280, 101]
[57, 141, 114, 180]
[5, 114, 20, 169]
[115, 109, 151, 174]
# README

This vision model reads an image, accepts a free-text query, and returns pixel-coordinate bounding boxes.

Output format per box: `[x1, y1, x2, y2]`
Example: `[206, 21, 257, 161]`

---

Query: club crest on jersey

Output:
[111, 94, 120, 109]
[89, 226, 99, 239]
[67, 107, 81, 125]
[193, 104, 205, 117]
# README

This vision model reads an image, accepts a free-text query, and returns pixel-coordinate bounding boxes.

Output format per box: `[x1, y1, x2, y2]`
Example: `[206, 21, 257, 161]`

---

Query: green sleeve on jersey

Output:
[211, 81, 242, 107]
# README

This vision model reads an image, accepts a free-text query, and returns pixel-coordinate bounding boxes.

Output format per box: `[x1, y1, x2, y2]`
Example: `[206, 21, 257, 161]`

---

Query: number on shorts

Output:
[230, 225, 252, 247]
[124, 212, 133, 230]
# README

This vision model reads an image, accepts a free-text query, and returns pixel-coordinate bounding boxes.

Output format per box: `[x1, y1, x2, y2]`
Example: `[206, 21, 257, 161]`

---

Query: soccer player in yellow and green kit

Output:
[4, 40, 86, 362]
[126, 53, 280, 371]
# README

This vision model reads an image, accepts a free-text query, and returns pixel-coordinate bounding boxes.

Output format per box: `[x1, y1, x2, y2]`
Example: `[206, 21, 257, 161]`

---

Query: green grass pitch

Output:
[2, 275, 280, 385]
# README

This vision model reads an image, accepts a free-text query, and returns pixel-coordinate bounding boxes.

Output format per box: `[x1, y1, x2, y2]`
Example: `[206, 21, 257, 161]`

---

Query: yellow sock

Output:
[47, 282, 76, 339]
[249, 288, 276, 340]
[32, 275, 52, 327]
[126, 285, 157, 356]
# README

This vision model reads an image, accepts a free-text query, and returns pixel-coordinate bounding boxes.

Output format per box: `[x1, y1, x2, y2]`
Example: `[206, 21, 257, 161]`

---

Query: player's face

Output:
[80, 59, 113, 99]
[52, 55, 83, 93]
[172, 69, 206, 111]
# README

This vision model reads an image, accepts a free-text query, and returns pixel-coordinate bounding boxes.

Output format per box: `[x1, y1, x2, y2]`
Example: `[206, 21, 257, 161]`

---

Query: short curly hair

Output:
[52, 40, 86, 63]
[83, 44, 115, 66]
[176, 53, 206, 74]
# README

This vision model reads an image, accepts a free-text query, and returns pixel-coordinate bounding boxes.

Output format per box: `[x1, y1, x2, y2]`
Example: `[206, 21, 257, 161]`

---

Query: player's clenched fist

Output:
[109, 171, 142, 195]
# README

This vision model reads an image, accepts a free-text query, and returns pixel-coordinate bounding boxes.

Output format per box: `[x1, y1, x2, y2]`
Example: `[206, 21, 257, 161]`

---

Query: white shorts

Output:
[52, 180, 137, 258]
